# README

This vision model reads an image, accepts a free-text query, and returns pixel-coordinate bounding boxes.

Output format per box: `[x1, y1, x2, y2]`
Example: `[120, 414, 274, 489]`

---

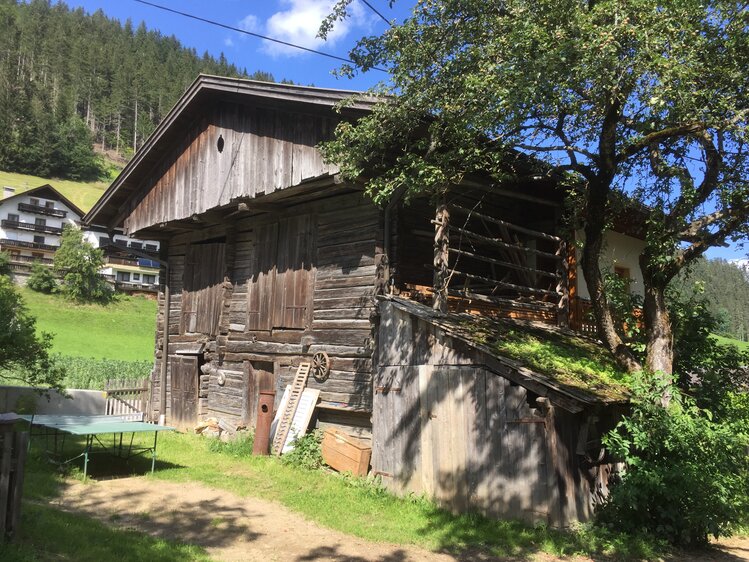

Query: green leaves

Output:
[53, 225, 113, 304]
[600, 372, 749, 545]
[0, 274, 65, 392]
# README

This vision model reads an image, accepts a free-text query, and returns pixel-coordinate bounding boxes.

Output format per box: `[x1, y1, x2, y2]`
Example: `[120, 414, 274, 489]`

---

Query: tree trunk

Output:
[433, 203, 450, 313]
[642, 283, 673, 373]
[580, 181, 642, 373]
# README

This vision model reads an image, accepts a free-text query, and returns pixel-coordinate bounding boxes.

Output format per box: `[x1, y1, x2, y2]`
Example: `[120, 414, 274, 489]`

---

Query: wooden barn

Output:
[85, 75, 629, 526]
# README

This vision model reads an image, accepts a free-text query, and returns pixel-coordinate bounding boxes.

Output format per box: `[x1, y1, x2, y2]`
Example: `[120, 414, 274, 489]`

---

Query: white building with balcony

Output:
[1, 184, 161, 292]
[0, 184, 81, 267]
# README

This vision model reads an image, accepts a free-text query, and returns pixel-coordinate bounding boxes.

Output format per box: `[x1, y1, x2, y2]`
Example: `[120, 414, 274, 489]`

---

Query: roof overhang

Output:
[83, 74, 382, 229]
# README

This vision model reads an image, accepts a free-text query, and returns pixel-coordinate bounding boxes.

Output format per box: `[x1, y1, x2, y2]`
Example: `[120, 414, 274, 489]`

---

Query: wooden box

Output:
[321, 428, 372, 477]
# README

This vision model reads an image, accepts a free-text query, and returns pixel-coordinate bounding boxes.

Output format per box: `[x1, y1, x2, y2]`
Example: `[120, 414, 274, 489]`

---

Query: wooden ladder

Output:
[272, 362, 311, 455]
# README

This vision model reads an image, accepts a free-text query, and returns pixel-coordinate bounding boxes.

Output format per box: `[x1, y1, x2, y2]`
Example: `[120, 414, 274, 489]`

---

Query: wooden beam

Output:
[450, 203, 562, 242]
[449, 225, 563, 261]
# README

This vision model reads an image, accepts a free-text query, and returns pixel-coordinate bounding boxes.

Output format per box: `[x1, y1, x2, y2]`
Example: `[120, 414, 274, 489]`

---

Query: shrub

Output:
[0, 251, 10, 276]
[0, 275, 65, 391]
[281, 430, 324, 470]
[26, 262, 57, 293]
[599, 373, 749, 546]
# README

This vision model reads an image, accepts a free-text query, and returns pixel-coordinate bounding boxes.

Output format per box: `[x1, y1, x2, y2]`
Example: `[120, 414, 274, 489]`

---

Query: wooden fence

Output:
[105, 378, 150, 419]
[0, 421, 28, 541]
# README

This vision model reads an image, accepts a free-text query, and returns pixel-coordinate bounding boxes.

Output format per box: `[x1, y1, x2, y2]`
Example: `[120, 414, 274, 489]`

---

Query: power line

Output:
[360, 0, 391, 27]
[133, 0, 386, 72]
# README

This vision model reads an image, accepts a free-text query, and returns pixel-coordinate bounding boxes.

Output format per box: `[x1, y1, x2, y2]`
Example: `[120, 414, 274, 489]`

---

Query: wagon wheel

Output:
[311, 351, 331, 382]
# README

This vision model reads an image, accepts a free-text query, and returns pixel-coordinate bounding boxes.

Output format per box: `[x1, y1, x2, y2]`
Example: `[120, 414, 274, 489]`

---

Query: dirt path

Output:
[50, 477, 476, 562]
[49, 476, 748, 562]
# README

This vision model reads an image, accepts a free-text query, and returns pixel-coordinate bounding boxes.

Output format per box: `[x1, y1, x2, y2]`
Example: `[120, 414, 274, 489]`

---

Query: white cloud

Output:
[239, 14, 259, 33]
[262, 0, 369, 57]
[224, 36, 234, 47]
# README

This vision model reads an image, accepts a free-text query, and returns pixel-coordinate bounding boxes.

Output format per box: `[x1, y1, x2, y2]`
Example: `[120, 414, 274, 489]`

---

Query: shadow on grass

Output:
[0, 503, 211, 562]
[24, 433, 185, 493]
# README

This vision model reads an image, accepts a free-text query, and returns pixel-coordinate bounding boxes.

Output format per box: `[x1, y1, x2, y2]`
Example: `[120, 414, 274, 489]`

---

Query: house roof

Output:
[84, 75, 382, 228]
[383, 296, 630, 410]
[2, 184, 85, 219]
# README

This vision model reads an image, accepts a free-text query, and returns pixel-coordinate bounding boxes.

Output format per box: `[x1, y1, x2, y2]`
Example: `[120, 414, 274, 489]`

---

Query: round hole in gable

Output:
[217, 134, 225, 153]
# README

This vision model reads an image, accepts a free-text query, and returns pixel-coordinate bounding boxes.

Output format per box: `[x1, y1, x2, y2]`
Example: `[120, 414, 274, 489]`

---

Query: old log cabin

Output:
[85, 75, 634, 526]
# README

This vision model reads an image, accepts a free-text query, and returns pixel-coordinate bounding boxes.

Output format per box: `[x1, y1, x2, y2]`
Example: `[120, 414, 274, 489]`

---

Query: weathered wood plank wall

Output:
[149, 191, 379, 437]
[123, 102, 339, 235]
[373, 300, 596, 526]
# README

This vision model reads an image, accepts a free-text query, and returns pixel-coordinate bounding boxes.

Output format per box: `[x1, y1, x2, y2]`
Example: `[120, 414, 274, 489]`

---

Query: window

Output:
[31, 252, 43, 261]
[35, 218, 46, 227]
[132, 273, 141, 281]
[117, 271, 131, 282]
[99, 236, 111, 247]
[614, 265, 632, 293]
[145, 243, 157, 251]
[33, 235, 45, 245]
[129, 242, 142, 250]
[45, 201, 54, 208]
[143, 274, 156, 284]
[7, 213, 18, 222]
[29, 198, 39, 206]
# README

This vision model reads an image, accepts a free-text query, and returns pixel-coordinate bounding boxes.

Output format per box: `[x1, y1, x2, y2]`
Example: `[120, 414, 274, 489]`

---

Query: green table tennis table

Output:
[20, 414, 175, 479]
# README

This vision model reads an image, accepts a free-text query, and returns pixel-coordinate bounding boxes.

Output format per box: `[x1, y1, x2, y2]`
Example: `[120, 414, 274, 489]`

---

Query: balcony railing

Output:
[116, 280, 158, 292]
[107, 256, 138, 266]
[10, 254, 54, 265]
[1, 219, 62, 235]
[0, 238, 58, 251]
[17, 202, 67, 218]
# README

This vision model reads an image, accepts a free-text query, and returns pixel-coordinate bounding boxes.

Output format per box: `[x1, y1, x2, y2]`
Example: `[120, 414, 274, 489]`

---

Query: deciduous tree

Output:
[53, 224, 112, 303]
[321, 0, 749, 377]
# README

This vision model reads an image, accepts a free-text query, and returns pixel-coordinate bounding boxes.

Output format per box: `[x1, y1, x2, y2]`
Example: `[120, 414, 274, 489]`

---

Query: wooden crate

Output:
[321, 428, 371, 477]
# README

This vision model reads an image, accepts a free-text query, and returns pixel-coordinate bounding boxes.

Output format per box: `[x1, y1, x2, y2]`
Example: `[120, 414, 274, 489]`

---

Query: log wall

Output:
[150, 191, 379, 437]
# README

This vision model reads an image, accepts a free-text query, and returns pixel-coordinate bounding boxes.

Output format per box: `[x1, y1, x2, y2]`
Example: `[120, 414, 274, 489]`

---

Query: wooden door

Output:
[171, 356, 198, 430]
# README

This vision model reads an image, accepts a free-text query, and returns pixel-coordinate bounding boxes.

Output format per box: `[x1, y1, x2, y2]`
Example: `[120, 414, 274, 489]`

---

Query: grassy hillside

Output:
[0, 170, 108, 212]
[19, 288, 157, 361]
[714, 334, 749, 352]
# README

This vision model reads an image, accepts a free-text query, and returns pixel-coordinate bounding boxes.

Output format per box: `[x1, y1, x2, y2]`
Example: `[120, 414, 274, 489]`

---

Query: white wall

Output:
[576, 229, 646, 299]
[0, 192, 81, 246]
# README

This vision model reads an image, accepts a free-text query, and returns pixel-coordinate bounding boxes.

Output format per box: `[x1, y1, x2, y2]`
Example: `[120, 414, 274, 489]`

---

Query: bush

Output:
[281, 430, 324, 470]
[599, 373, 749, 545]
[26, 262, 57, 294]
[0, 275, 65, 391]
[0, 251, 10, 276]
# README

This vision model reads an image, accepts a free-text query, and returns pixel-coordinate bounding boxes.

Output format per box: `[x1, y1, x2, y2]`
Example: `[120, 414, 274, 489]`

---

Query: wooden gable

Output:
[123, 102, 339, 235]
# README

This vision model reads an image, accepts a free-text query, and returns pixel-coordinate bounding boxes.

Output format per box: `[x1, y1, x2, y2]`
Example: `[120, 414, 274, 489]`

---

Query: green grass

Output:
[34, 432, 658, 560]
[460, 317, 630, 402]
[19, 287, 157, 361]
[0, 170, 109, 212]
[12, 431, 670, 561]
[0, 503, 213, 562]
[713, 334, 749, 352]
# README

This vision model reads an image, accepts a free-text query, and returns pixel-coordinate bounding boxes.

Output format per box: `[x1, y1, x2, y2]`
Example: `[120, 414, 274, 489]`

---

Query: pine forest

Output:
[0, 0, 277, 180]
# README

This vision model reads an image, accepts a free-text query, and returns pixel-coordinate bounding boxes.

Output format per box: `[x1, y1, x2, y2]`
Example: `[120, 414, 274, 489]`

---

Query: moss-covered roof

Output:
[386, 297, 630, 406]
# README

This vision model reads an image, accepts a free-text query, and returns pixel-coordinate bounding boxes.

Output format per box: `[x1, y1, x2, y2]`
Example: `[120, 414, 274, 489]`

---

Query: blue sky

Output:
[63, 1, 747, 262]
[66, 0, 409, 90]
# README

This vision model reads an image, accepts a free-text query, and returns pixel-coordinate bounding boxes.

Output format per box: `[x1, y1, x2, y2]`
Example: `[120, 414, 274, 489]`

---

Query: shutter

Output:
[247, 223, 278, 331]
[182, 242, 226, 336]
[274, 215, 313, 329]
